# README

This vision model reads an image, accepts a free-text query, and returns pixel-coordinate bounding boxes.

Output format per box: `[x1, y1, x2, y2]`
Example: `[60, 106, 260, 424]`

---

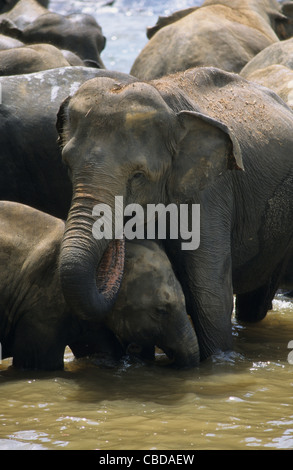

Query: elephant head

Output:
[56, 74, 243, 363]
[105, 240, 200, 368]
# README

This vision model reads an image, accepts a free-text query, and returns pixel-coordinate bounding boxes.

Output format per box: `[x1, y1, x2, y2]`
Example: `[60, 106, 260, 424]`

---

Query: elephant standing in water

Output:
[0, 201, 197, 370]
[57, 66, 293, 364]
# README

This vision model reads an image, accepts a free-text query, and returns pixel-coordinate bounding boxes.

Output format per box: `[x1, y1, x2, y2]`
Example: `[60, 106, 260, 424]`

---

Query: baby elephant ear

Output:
[174, 110, 244, 193]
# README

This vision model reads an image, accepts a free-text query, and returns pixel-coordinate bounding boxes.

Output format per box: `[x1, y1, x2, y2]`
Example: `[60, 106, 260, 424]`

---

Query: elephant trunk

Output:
[163, 315, 200, 368]
[59, 191, 125, 321]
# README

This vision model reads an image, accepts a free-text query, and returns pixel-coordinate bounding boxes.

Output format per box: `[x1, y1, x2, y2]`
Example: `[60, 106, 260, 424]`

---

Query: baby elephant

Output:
[105, 239, 199, 367]
[0, 201, 198, 369]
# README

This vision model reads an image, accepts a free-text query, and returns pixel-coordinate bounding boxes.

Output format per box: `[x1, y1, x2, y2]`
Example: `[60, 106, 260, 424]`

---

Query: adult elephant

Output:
[0, 201, 198, 370]
[240, 38, 293, 108]
[146, 2, 293, 40]
[0, 43, 71, 74]
[57, 67, 293, 363]
[0, 66, 136, 219]
[0, 0, 106, 67]
[130, 0, 288, 80]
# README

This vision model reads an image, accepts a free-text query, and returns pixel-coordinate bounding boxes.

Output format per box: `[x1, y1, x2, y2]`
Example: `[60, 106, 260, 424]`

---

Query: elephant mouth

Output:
[96, 238, 125, 303]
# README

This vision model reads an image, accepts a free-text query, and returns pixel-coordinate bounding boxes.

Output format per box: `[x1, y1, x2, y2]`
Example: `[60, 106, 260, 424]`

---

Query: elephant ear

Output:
[172, 110, 244, 196]
[56, 95, 71, 149]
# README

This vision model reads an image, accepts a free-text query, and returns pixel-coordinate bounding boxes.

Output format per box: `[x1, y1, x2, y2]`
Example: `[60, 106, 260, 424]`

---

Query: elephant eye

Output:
[132, 171, 146, 180]
[128, 171, 148, 196]
[129, 171, 147, 186]
[156, 308, 168, 316]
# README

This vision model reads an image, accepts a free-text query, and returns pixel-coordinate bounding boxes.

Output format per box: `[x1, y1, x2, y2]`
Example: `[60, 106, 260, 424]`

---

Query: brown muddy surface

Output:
[0, 297, 292, 450]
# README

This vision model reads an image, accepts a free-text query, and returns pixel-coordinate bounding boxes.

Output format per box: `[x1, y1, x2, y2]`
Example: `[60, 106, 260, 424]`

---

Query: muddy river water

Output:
[1, 298, 293, 450]
[0, 0, 292, 452]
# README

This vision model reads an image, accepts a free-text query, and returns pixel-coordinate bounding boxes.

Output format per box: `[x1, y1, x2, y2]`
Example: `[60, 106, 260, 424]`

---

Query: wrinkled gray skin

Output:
[240, 38, 293, 108]
[57, 67, 293, 364]
[0, 0, 106, 67]
[0, 43, 70, 75]
[0, 66, 136, 219]
[130, 0, 289, 80]
[0, 201, 198, 369]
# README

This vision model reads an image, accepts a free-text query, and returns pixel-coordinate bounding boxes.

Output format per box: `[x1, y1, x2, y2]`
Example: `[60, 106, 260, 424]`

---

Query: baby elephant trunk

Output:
[162, 314, 200, 368]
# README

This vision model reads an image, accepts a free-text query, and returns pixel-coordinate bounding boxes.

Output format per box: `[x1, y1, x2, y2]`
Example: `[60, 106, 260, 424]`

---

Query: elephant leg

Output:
[12, 317, 66, 370]
[69, 324, 124, 361]
[166, 238, 234, 361]
[235, 285, 274, 322]
[188, 265, 234, 361]
[235, 263, 287, 322]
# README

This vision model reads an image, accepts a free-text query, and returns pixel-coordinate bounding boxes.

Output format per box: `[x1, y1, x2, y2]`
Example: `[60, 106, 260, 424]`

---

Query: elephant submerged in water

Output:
[0, 201, 197, 370]
[56, 66, 293, 365]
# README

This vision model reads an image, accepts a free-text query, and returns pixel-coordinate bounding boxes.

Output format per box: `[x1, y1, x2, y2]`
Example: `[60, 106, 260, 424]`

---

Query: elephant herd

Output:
[0, 0, 292, 370]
